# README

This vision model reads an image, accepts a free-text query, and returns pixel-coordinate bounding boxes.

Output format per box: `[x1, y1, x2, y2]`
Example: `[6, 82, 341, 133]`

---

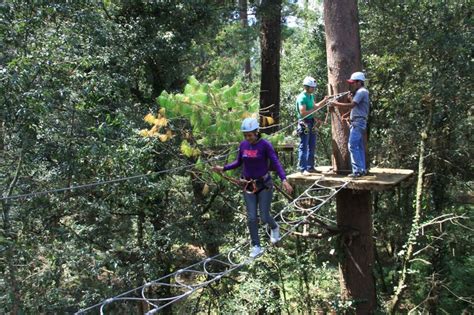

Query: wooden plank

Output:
[286, 167, 414, 191]
[275, 143, 295, 152]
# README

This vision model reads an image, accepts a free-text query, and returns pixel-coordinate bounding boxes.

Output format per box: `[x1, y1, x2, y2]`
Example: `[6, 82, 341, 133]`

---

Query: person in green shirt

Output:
[296, 76, 328, 175]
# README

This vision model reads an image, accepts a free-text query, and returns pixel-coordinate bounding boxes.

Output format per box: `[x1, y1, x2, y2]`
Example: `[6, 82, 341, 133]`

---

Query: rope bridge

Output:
[1, 91, 350, 313]
[1, 92, 348, 203]
[76, 178, 349, 314]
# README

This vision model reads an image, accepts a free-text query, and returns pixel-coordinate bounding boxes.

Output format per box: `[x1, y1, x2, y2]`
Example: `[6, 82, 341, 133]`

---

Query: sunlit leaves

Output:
[180, 139, 201, 157]
[140, 110, 172, 141]
[148, 76, 278, 156]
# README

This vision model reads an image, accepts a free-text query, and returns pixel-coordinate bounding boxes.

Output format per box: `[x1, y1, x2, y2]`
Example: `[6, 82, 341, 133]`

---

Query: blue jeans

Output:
[348, 120, 367, 174]
[243, 181, 277, 247]
[297, 119, 317, 172]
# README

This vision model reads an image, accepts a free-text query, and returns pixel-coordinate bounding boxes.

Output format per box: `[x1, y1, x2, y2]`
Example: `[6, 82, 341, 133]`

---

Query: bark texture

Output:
[258, 0, 281, 134]
[324, 0, 362, 172]
[324, 1, 376, 313]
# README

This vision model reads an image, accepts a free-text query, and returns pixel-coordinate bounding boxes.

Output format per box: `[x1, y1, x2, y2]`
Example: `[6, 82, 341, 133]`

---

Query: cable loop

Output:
[76, 178, 350, 314]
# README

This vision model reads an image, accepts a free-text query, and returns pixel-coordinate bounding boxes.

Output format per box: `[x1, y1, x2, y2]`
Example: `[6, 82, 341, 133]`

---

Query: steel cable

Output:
[76, 178, 350, 314]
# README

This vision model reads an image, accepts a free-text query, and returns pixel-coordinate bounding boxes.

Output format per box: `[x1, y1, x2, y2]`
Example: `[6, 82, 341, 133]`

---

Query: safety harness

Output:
[217, 172, 293, 201]
[298, 118, 321, 135]
[242, 174, 271, 195]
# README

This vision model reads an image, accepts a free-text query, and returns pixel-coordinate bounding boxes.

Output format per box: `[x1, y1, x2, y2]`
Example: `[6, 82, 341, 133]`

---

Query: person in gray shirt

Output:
[329, 71, 370, 178]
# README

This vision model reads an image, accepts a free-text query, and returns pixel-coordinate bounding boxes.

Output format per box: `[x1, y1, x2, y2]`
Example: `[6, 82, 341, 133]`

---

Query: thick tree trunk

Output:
[336, 190, 375, 313]
[323, 1, 376, 313]
[324, 0, 362, 173]
[239, 0, 252, 81]
[258, 0, 281, 134]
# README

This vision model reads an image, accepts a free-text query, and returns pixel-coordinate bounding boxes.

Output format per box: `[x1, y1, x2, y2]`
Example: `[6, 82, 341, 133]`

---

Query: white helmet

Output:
[303, 76, 317, 88]
[241, 117, 259, 132]
[347, 71, 366, 83]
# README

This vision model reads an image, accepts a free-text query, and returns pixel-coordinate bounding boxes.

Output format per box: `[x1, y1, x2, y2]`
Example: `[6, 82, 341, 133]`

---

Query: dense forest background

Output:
[1, 0, 472, 313]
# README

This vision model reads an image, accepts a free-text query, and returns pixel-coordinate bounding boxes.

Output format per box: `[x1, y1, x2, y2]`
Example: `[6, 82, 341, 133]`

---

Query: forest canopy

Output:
[0, 1, 472, 313]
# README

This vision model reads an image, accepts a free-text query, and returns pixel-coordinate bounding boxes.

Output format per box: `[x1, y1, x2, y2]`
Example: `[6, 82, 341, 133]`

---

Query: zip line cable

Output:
[2, 92, 348, 202]
[76, 178, 350, 314]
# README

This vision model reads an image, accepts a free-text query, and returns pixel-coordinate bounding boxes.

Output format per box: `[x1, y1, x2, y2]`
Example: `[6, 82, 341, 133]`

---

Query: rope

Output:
[2, 92, 347, 203]
[214, 168, 294, 201]
[277, 91, 349, 135]
[2, 90, 351, 312]
[0, 153, 233, 202]
[75, 178, 350, 314]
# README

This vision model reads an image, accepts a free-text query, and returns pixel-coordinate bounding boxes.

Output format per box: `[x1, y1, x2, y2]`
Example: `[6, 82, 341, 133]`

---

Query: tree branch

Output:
[5, 149, 23, 198]
[388, 103, 432, 314]
[419, 213, 469, 230]
[442, 284, 474, 306]
[412, 232, 447, 257]
[291, 230, 334, 239]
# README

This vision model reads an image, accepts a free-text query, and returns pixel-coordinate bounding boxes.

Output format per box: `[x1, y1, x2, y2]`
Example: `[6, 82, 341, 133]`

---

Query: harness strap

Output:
[242, 174, 271, 195]
[216, 172, 292, 201]
[243, 180, 259, 194]
[298, 119, 317, 135]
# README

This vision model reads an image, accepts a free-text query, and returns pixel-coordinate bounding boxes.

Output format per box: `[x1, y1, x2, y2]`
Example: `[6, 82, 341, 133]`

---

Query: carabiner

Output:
[244, 180, 257, 194]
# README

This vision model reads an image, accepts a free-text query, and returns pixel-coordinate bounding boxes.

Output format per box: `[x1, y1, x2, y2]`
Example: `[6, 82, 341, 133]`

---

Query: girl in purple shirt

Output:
[213, 118, 293, 258]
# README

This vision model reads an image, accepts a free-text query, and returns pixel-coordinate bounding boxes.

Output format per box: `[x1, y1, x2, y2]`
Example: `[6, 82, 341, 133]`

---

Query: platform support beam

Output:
[323, 1, 376, 313]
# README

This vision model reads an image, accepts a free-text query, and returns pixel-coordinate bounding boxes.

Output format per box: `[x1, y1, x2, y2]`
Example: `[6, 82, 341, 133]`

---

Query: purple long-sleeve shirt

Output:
[223, 139, 287, 181]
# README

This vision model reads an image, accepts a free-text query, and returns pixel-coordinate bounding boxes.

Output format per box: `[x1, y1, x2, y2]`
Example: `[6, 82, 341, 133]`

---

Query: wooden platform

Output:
[287, 167, 414, 191]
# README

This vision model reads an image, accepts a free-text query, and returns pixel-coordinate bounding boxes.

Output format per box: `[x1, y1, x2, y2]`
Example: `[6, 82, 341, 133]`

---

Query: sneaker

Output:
[250, 245, 263, 258]
[348, 172, 362, 178]
[308, 168, 321, 173]
[270, 226, 280, 244]
[302, 170, 311, 176]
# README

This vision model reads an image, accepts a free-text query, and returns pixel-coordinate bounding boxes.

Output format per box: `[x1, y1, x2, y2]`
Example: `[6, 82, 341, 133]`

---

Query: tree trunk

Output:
[324, 0, 362, 173]
[2, 151, 23, 315]
[336, 190, 374, 313]
[323, 1, 376, 313]
[258, 0, 281, 134]
[239, 0, 252, 81]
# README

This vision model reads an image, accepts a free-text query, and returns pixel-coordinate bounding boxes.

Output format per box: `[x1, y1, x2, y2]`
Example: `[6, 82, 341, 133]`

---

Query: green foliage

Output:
[360, 1, 472, 313]
[194, 21, 259, 84]
[280, 6, 332, 166]
[1, 0, 472, 314]
[0, 1, 238, 313]
[153, 76, 282, 157]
